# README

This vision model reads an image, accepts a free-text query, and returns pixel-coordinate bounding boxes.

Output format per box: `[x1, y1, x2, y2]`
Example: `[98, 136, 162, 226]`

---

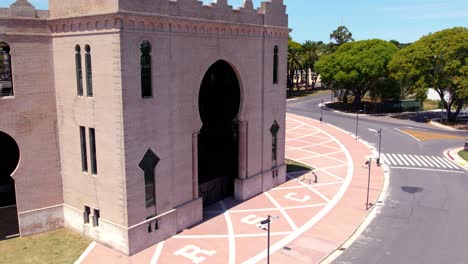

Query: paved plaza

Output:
[77, 114, 384, 263]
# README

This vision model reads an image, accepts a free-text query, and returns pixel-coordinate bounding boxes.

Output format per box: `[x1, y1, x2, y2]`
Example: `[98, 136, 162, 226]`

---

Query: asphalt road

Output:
[287, 93, 468, 264]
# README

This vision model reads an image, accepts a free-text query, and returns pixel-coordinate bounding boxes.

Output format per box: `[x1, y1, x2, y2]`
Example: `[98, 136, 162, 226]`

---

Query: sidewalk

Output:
[77, 113, 384, 264]
[446, 147, 468, 170]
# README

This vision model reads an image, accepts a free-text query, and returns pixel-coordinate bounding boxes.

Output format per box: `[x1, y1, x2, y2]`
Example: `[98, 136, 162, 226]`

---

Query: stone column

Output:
[192, 132, 199, 199]
[238, 121, 248, 180]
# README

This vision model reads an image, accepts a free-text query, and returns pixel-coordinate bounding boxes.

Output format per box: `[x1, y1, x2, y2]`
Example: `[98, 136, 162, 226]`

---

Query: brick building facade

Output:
[0, 0, 289, 255]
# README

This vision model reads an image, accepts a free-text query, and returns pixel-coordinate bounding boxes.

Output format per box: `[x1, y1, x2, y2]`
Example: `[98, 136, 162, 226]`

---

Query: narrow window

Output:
[84, 45, 93, 97]
[75, 45, 83, 96]
[139, 149, 160, 209]
[93, 209, 100, 227]
[140, 40, 152, 98]
[83, 206, 90, 224]
[89, 128, 97, 174]
[0, 42, 13, 97]
[80, 126, 88, 172]
[273, 45, 279, 84]
[270, 121, 279, 162]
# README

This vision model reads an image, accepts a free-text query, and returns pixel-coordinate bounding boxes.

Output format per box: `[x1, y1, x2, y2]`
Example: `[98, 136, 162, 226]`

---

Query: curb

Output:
[320, 127, 389, 263]
[444, 147, 468, 171]
[429, 120, 457, 131]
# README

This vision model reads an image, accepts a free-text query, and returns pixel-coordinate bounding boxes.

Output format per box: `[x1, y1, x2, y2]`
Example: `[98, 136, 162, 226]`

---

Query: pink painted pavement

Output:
[78, 113, 384, 264]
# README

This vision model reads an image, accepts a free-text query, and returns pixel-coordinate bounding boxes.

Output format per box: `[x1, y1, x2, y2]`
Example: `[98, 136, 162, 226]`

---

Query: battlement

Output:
[0, 0, 49, 19]
[49, 0, 287, 27]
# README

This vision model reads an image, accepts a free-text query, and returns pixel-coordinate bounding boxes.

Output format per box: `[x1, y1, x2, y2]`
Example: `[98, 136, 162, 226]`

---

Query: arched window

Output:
[140, 40, 152, 98]
[0, 42, 13, 97]
[273, 45, 279, 84]
[75, 45, 83, 96]
[84, 44, 93, 97]
[270, 121, 280, 162]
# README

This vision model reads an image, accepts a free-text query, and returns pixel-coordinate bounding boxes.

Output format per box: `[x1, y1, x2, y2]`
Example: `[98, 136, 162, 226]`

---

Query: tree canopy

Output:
[388, 27, 468, 122]
[316, 39, 398, 108]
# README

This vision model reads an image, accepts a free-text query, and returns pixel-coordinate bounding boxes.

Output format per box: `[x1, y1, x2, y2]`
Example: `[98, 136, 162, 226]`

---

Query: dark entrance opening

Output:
[198, 60, 240, 207]
[0, 131, 20, 239]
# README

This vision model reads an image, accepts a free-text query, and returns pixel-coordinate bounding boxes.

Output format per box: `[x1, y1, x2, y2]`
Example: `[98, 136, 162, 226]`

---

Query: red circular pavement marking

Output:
[80, 114, 379, 264]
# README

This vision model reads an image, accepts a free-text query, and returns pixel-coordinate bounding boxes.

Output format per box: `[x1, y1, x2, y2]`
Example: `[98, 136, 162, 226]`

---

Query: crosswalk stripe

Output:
[391, 154, 404, 165]
[402, 154, 415, 166]
[438, 157, 458, 169]
[384, 154, 396, 165]
[413, 155, 429, 167]
[438, 157, 456, 169]
[381, 153, 461, 170]
[425, 156, 441, 168]
[419, 156, 435, 167]
[430, 156, 448, 168]
[397, 154, 410, 166]
[407, 155, 422, 166]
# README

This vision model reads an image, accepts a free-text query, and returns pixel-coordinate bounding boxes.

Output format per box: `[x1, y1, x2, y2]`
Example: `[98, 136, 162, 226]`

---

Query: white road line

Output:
[150, 241, 165, 264]
[243, 116, 354, 264]
[380, 154, 388, 165]
[419, 156, 435, 167]
[425, 156, 441, 168]
[228, 203, 328, 213]
[175, 232, 292, 239]
[414, 155, 429, 167]
[436, 157, 456, 169]
[396, 154, 410, 166]
[384, 154, 396, 165]
[407, 155, 422, 166]
[391, 167, 465, 173]
[273, 181, 343, 191]
[296, 181, 331, 203]
[394, 128, 421, 142]
[443, 158, 460, 170]
[74, 241, 96, 264]
[220, 201, 236, 264]
[391, 154, 404, 165]
[264, 192, 298, 231]
[402, 154, 415, 166]
[430, 156, 448, 168]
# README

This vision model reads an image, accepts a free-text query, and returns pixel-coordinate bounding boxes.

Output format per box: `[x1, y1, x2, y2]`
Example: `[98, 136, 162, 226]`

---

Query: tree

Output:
[388, 27, 468, 122]
[301, 41, 322, 90]
[316, 39, 398, 109]
[287, 40, 303, 95]
[328, 25, 354, 52]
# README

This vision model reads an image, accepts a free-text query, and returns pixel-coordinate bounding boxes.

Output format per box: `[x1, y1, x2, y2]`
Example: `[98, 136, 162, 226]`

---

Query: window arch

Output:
[273, 45, 279, 84]
[75, 45, 83, 96]
[270, 121, 280, 162]
[140, 40, 152, 98]
[84, 44, 93, 97]
[0, 42, 13, 97]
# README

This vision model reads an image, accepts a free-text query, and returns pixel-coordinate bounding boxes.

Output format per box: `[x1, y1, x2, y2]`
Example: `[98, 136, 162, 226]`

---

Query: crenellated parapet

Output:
[0, 1, 50, 36]
[49, 0, 288, 28]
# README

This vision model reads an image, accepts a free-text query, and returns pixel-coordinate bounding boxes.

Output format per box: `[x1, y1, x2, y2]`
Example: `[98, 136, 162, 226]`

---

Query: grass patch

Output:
[287, 88, 331, 99]
[459, 150, 468, 162]
[423, 100, 440, 111]
[0, 228, 91, 264]
[286, 159, 314, 173]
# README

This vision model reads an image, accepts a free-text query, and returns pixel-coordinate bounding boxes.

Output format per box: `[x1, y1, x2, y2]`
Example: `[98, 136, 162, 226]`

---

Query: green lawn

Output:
[423, 99, 440, 111]
[0, 228, 91, 264]
[459, 150, 468, 162]
[286, 159, 314, 173]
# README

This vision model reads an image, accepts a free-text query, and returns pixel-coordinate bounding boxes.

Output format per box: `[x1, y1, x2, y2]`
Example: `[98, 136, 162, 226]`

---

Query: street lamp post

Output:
[320, 98, 324, 123]
[365, 158, 373, 210]
[368, 128, 383, 166]
[355, 110, 363, 140]
[259, 215, 280, 264]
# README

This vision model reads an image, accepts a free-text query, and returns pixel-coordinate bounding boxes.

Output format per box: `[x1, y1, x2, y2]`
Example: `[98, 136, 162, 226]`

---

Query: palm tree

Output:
[301, 41, 321, 91]
[287, 42, 303, 96]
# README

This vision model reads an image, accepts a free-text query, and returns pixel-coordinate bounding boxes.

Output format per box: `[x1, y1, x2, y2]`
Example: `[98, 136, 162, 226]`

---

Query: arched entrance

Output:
[0, 131, 20, 239]
[198, 60, 241, 206]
